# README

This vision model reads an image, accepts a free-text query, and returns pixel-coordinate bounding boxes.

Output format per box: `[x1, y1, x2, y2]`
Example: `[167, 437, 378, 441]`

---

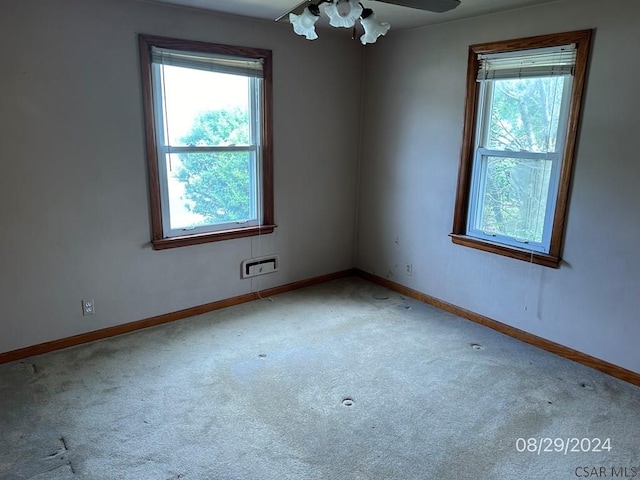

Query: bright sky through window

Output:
[161, 66, 249, 145]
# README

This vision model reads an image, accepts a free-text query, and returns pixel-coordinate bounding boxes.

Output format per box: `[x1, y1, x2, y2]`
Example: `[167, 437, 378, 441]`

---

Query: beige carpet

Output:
[1, 277, 639, 479]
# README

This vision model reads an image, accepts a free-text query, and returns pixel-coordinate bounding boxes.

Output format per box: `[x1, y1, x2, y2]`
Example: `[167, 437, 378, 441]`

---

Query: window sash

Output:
[152, 63, 263, 149]
[159, 150, 261, 238]
[477, 76, 573, 154]
[467, 149, 561, 252]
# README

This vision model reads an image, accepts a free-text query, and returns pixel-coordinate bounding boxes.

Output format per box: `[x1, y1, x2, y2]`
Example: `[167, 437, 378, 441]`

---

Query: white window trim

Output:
[150, 62, 263, 238]
[466, 76, 573, 253]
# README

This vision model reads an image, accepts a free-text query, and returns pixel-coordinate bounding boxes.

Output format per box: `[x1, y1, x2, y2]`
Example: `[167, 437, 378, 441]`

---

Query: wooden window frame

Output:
[138, 34, 275, 250]
[451, 30, 592, 268]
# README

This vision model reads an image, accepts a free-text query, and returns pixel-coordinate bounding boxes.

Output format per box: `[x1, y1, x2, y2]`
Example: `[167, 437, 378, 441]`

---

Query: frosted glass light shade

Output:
[325, 0, 363, 28]
[360, 12, 391, 44]
[290, 7, 320, 40]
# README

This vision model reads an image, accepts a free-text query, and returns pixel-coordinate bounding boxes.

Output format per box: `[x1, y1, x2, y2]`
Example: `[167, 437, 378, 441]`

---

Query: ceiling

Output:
[147, 0, 561, 30]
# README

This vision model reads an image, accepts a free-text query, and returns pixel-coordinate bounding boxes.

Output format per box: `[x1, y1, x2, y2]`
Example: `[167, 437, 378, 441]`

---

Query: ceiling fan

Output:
[276, 0, 460, 44]
[359, 0, 460, 13]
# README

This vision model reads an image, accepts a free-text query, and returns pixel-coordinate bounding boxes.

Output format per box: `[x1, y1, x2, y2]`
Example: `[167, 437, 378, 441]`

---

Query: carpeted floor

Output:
[1, 277, 639, 479]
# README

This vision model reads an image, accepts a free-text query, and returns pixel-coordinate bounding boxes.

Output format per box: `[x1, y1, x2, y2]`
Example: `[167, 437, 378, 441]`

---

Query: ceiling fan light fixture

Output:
[279, 0, 459, 42]
[360, 8, 390, 44]
[280, 0, 392, 43]
[289, 4, 320, 40]
[325, 0, 363, 28]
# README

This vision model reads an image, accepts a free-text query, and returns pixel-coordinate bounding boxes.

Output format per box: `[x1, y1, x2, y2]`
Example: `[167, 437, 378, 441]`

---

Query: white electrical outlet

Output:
[405, 264, 413, 276]
[82, 299, 95, 316]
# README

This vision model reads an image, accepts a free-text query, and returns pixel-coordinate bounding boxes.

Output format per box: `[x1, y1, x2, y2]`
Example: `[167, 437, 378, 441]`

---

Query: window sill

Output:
[152, 224, 276, 250]
[449, 234, 560, 268]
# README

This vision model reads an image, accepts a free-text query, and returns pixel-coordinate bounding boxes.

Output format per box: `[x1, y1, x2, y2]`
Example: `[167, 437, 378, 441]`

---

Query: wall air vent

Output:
[241, 256, 279, 278]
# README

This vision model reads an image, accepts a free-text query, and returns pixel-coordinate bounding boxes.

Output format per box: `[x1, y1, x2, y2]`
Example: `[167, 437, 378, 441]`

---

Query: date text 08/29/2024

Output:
[514, 439, 638, 478]
[516, 438, 612, 455]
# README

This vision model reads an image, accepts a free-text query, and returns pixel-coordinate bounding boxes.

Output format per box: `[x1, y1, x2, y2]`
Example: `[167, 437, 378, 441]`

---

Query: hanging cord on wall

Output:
[523, 54, 563, 313]
[252, 225, 272, 302]
[250, 142, 269, 302]
[523, 247, 535, 312]
[251, 219, 267, 301]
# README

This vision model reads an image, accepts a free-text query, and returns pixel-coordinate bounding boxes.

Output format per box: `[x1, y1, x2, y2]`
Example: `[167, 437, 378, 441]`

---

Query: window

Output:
[139, 35, 275, 249]
[451, 30, 592, 267]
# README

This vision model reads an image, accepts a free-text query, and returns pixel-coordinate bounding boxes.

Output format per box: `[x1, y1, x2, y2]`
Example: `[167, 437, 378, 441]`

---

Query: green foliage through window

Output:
[173, 108, 255, 224]
[473, 76, 567, 246]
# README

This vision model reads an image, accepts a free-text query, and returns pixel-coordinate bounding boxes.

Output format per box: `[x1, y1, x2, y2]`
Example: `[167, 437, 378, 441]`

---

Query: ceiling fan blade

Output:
[275, 0, 313, 22]
[371, 0, 460, 13]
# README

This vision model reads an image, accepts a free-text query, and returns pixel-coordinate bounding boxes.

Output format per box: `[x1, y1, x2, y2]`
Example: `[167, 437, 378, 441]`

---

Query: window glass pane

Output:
[160, 65, 250, 147]
[166, 152, 257, 230]
[485, 76, 566, 153]
[475, 156, 553, 243]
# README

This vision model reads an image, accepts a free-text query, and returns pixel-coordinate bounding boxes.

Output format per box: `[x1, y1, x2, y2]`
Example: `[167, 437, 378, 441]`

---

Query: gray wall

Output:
[3, 0, 639, 377]
[356, 0, 640, 373]
[0, 0, 362, 353]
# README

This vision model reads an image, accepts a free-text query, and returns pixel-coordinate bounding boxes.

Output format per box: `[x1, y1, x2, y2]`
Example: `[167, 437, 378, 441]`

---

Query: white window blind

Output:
[477, 44, 576, 81]
[151, 47, 264, 78]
